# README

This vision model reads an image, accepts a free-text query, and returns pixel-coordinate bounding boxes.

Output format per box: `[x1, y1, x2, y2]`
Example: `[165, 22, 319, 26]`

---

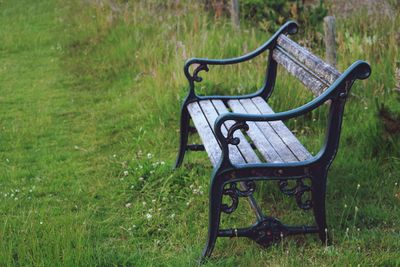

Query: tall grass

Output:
[0, 0, 399, 266]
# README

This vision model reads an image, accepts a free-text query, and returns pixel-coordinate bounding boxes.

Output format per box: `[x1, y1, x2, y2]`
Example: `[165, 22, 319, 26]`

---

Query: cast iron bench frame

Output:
[174, 21, 371, 260]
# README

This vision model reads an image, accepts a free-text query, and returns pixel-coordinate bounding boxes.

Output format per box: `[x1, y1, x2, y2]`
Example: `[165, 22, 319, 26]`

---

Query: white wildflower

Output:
[139, 177, 144, 182]
[147, 153, 153, 159]
[123, 171, 129, 176]
[146, 213, 152, 220]
[125, 203, 132, 208]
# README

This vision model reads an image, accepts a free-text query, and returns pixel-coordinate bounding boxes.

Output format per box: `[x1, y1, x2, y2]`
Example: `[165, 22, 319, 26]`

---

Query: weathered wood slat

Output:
[187, 102, 221, 166]
[211, 100, 261, 164]
[251, 97, 312, 161]
[198, 100, 245, 165]
[272, 49, 327, 96]
[188, 98, 311, 165]
[227, 100, 282, 163]
[277, 35, 341, 85]
[239, 98, 298, 162]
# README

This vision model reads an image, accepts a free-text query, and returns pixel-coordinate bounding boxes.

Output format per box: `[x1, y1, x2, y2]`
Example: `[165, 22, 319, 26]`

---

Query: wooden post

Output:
[324, 16, 336, 66]
[230, 0, 239, 30]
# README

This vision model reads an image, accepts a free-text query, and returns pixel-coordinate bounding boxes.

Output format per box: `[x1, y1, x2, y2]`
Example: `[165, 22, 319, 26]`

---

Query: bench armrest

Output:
[184, 21, 298, 83]
[214, 60, 371, 164]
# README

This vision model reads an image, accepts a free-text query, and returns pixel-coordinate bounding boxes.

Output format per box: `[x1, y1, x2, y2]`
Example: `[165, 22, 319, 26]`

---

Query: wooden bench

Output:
[174, 21, 371, 260]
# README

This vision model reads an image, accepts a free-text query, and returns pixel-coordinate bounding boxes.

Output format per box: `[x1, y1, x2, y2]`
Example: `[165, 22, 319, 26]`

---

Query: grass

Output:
[0, 0, 399, 266]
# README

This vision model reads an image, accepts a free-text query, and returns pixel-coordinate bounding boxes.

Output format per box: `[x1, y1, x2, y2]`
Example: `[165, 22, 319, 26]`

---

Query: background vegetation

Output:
[0, 0, 399, 266]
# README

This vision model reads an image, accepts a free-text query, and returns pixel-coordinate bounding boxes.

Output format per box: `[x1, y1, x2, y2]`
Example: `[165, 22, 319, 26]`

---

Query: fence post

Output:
[231, 0, 240, 30]
[324, 16, 336, 66]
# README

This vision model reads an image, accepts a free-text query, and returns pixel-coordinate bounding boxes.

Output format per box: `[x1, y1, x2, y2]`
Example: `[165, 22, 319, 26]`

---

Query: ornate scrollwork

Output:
[192, 63, 209, 82]
[221, 181, 256, 214]
[278, 179, 312, 210]
[236, 181, 256, 197]
[247, 217, 287, 247]
[226, 121, 249, 145]
[221, 183, 238, 214]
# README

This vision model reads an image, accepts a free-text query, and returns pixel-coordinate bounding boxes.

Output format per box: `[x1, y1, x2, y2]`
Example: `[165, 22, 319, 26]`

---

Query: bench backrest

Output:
[272, 35, 341, 96]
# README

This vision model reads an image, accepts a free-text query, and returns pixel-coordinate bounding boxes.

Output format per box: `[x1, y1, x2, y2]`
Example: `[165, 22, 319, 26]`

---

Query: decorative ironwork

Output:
[237, 181, 256, 197]
[192, 63, 209, 82]
[221, 183, 238, 214]
[246, 217, 288, 247]
[221, 181, 256, 214]
[226, 121, 249, 145]
[278, 179, 312, 210]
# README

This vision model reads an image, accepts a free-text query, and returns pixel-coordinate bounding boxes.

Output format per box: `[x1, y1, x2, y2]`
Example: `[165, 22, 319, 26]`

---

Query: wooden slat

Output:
[187, 102, 221, 166]
[227, 100, 282, 163]
[277, 35, 341, 85]
[198, 100, 245, 165]
[211, 100, 261, 164]
[272, 49, 327, 96]
[251, 97, 312, 161]
[239, 98, 298, 162]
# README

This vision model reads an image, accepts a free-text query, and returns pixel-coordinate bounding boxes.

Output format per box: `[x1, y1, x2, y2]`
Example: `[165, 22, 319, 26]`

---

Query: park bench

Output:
[174, 21, 371, 260]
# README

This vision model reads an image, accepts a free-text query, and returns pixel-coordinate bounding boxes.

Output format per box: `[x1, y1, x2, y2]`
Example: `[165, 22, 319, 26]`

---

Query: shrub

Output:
[240, 0, 328, 34]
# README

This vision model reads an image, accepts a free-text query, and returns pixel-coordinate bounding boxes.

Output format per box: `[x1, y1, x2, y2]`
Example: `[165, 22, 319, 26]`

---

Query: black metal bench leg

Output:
[174, 106, 190, 169]
[311, 172, 330, 245]
[201, 178, 224, 262]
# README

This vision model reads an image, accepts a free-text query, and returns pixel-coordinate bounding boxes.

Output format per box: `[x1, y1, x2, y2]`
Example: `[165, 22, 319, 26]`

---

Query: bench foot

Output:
[311, 171, 331, 245]
[201, 179, 224, 262]
[174, 106, 190, 169]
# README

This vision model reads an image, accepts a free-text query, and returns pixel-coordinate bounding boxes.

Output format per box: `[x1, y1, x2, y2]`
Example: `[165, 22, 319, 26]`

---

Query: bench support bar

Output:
[218, 217, 319, 247]
[186, 144, 205, 151]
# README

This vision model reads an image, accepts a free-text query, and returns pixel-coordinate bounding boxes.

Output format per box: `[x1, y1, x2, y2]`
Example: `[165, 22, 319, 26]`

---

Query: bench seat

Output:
[187, 96, 312, 166]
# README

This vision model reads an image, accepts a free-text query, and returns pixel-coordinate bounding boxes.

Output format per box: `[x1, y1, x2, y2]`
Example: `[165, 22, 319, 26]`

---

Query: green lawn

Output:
[0, 0, 399, 266]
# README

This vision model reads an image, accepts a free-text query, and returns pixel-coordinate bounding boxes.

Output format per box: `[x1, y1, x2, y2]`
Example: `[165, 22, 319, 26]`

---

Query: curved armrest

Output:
[184, 21, 299, 82]
[213, 60, 371, 162]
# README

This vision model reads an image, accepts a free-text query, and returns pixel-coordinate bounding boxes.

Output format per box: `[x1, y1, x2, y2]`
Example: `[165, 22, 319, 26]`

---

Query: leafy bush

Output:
[240, 0, 328, 33]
